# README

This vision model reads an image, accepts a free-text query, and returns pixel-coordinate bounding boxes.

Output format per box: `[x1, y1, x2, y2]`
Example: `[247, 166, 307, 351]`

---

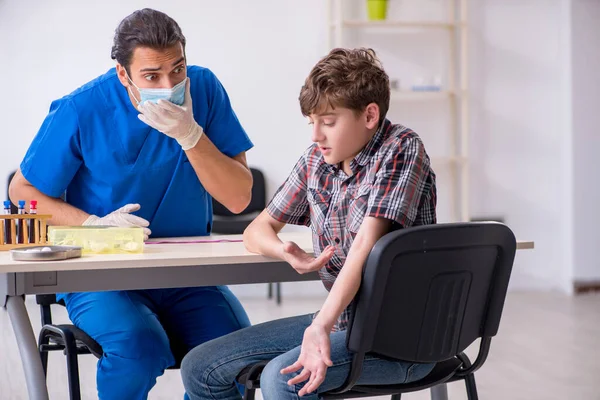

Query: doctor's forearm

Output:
[185, 134, 252, 214]
[8, 170, 90, 226]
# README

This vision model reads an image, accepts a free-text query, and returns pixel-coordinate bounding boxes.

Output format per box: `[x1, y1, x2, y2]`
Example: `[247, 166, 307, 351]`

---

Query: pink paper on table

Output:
[145, 239, 244, 245]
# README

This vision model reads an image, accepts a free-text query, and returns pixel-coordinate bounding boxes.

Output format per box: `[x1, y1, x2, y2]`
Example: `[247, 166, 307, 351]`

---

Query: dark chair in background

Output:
[237, 222, 517, 400]
[212, 167, 282, 304]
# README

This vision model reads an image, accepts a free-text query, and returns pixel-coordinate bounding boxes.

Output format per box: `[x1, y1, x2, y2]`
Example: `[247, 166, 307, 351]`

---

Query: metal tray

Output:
[10, 246, 83, 261]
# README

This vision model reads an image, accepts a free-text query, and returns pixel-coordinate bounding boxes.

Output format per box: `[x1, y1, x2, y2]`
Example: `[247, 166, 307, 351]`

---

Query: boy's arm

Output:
[243, 150, 309, 260]
[312, 216, 392, 331]
[282, 216, 392, 395]
[244, 147, 337, 272]
[243, 210, 287, 259]
[243, 210, 336, 273]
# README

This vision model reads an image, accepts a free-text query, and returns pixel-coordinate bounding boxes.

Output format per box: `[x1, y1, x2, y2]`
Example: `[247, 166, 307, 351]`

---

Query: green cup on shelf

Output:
[367, 0, 388, 21]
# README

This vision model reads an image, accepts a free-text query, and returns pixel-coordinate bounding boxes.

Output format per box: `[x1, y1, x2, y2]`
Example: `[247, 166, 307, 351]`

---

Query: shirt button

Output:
[334, 237, 340, 244]
[333, 206, 339, 211]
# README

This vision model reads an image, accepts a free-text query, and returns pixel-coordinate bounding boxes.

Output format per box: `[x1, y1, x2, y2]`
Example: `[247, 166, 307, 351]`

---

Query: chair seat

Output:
[40, 323, 186, 369]
[42, 324, 104, 359]
[236, 359, 270, 389]
[321, 358, 462, 399]
[236, 357, 462, 399]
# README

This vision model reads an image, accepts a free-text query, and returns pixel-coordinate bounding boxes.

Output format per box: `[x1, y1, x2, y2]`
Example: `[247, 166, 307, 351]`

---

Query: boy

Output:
[180, 48, 437, 399]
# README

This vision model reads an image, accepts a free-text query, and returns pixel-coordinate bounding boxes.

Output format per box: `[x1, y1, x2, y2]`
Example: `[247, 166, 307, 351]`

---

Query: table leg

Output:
[7, 295, 49, 400]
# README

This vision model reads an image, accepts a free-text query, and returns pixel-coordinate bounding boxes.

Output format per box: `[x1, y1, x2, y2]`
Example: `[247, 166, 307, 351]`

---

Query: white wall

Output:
[571, 0, 600, 283]
[468, 0, 573, 291]
[0, 0, 587, 295]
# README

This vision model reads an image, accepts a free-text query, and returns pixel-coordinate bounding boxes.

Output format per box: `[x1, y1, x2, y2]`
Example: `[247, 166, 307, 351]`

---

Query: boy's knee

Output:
[260, 357, 296, 396]
[181, 342, 230, 390]
[181, 346, 205, 389]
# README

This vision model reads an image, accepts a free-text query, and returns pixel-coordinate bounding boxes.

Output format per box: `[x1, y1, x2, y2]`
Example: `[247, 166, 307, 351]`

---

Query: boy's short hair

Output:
[299, 48, 390, 125]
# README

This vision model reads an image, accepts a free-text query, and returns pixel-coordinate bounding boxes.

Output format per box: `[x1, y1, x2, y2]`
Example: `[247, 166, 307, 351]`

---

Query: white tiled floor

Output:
[1, 290, 599, 399]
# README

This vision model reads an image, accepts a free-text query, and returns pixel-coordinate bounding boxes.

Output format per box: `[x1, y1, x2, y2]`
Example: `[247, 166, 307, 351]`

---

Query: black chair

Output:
[237, 222, 517, 400]
[36, 295, 189, 400]
[212, 168, 266, 234]
[36, 294, 102, 400]
[212, 167, 282, 305]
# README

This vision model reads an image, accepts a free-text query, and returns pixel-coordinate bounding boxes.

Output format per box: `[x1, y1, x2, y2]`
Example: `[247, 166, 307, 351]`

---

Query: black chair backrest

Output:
[346, 222, 516, 364]
[212, 167, 266, 217]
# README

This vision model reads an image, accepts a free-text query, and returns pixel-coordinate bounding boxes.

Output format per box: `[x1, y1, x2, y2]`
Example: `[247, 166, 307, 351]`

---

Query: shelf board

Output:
[338, 20, 458, 30]
[391, 90, 455, 101]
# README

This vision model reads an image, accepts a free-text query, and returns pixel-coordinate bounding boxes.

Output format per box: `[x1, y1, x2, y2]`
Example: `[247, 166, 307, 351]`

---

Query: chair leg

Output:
[63, 336, 82, 400]
[244, 386, 257, 400]
[267, 283, 273, 299]
[38, 336, 49, 378]
[39, 304, 52, 378]
[464, 373, 478, 400]
[391, 394, 402, 400]
[276, 282, 282, 305]
[40, 350, 49, 378]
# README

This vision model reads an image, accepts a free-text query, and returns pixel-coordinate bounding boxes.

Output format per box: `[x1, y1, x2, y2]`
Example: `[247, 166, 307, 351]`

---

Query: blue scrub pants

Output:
[60, 286, 250, 400]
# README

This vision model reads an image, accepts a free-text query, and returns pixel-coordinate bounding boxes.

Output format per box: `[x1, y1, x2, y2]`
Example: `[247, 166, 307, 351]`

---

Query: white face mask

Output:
[126, 73, 186, 106]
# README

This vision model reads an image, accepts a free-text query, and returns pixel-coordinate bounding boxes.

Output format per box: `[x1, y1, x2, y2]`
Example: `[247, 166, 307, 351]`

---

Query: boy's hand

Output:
[282, 242, 335, 274]
[281, 323, 333, 396]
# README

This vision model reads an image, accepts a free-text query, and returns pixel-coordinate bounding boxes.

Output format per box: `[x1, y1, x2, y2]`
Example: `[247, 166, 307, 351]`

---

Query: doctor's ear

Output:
[115, 64, 131, 87]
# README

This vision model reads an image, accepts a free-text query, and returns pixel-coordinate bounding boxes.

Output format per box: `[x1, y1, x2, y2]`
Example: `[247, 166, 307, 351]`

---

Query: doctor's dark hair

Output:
[111, 8, 186, 73]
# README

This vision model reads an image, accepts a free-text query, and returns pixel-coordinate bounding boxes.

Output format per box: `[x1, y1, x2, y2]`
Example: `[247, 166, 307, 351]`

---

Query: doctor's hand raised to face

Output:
[137, 78, 204, 151]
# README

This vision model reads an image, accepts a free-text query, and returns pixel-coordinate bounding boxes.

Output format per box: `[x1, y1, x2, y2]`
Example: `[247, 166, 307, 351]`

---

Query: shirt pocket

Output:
[306, 188, 331, 236]
[347, 184, 371, 234]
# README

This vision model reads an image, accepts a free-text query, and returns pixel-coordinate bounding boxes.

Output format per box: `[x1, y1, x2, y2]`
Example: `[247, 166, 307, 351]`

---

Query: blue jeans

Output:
[60, 286, 250, 400]
[181, 314, 435, 400]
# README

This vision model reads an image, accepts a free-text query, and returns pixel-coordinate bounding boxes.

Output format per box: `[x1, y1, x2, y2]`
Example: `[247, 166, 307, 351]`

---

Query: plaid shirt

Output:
[267, 119, 437, 331]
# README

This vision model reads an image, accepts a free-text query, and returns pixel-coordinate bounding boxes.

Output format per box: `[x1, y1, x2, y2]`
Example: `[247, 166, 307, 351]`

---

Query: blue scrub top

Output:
[20, 66, 253, 237]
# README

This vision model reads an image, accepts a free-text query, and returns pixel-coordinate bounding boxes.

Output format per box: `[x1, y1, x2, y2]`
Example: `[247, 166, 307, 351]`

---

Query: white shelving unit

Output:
[326, 0, 470, 222]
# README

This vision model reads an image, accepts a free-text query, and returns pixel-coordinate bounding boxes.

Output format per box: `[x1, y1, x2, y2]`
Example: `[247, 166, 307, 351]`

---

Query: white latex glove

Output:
[137, 78, 204, 150]
[83, 203, 151, 241]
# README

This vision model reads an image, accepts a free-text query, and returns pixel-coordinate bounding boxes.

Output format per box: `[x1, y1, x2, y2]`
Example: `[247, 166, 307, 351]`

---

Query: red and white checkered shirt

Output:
[267, 119, 437, 331]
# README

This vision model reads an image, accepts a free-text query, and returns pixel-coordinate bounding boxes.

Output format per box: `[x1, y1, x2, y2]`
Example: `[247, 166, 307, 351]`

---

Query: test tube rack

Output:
[0, 214, 51, 251]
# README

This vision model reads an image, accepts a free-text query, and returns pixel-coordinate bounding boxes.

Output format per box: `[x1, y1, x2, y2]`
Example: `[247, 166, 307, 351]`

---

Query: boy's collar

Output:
[323, 119, 391, 176]
[349, 118, 391, 172]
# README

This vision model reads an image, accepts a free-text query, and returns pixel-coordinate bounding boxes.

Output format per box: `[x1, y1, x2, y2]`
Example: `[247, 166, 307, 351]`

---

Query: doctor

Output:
[9, 8, 252, 400]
